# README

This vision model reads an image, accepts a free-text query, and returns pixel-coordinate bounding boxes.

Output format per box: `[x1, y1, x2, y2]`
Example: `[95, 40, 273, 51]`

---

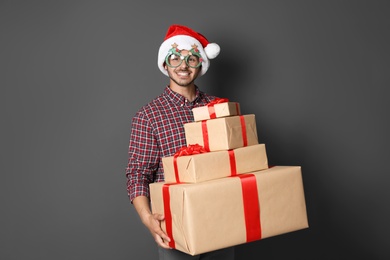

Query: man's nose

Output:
[179, 59, 189, 68]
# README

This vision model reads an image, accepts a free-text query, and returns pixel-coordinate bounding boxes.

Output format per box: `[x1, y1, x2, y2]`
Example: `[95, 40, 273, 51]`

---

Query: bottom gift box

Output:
[150, 166, 309, 255]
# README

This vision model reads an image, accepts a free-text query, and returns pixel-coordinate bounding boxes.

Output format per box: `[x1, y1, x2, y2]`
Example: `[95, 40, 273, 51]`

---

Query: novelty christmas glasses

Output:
[165, 43, 204, 68]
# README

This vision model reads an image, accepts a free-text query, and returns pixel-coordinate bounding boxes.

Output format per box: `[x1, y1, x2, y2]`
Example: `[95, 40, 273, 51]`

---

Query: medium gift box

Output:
[150, 166, 309, 255]
[184, 114, 258, 152]
[163, 144, 268, 183]
[192, 98, 241, 122]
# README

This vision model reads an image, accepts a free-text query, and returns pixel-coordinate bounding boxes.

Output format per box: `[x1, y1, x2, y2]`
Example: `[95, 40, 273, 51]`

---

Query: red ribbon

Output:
[240, 115, 248, 147]
[201, 120, 210, 152]
[228, 150, 237, 176]
[173, 144, 207, 183]
[162, 183, 179, 249]
[235, 103, 241, 115]
[237, 174, 262, 242]
[162, 174, 261, 249]
[207, 98, 229, 119]
[201, 116, 248, 151]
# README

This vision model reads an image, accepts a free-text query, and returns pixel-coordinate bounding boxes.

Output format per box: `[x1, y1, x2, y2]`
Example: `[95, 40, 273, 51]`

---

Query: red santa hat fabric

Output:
[158, 24, 220, 77]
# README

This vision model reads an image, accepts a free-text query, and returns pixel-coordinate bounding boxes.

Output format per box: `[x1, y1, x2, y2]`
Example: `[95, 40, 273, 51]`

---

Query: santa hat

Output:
[158, 24, 220, 77]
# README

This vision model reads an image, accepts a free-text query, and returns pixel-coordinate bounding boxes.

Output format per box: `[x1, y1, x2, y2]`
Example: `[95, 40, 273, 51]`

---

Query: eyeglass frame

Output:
[164, 47, 203, 69]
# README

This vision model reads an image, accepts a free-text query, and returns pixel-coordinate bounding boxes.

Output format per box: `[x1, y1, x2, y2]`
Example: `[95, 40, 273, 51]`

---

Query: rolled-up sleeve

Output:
[125, 110, 160, 202]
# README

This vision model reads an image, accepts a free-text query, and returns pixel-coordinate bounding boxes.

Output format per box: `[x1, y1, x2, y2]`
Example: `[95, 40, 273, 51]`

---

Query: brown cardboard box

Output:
[163, 144, 268, 183]
[150, 166, 309, 255]
[192, 102, 241, 122]
[184, 114, 258, 152]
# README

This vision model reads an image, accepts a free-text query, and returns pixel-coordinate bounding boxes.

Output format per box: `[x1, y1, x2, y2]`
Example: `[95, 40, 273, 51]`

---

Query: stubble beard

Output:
[170, 76, 195, 87]
[167, 68, 200, 87]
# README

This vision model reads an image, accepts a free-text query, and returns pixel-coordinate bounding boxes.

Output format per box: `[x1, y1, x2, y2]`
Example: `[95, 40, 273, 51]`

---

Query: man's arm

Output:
[127, 110, 171, 248]
[132, 195, 171, 249]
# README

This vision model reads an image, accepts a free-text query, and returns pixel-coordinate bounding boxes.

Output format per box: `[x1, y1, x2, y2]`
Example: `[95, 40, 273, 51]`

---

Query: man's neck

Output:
[169, 83, 197, 102]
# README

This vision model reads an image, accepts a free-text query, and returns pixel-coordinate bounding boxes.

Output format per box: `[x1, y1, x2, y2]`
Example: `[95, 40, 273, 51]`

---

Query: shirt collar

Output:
[164, 86, 203, 106]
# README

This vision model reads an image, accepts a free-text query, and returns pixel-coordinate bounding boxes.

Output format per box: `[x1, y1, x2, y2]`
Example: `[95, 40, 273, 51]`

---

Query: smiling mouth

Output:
[177, 71, 190, 77]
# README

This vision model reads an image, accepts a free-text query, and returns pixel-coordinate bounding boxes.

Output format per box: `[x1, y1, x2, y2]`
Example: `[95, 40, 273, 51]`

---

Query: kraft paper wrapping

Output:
[149, 166, 309, 255]
[184, 114, 258, 152]
[163, 144, 268, 183]
[192, 102, 241, 122]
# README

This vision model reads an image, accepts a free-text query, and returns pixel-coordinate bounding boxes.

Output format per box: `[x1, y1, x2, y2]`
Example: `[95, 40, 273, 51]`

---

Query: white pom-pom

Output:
[204, 43, 220, 59]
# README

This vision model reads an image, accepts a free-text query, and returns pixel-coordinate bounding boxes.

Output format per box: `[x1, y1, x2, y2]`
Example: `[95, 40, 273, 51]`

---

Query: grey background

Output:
[1, 1, 389, 259]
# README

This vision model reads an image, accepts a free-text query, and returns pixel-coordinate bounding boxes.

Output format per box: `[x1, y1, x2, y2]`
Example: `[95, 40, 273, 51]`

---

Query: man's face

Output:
[165, 50, 201, 87]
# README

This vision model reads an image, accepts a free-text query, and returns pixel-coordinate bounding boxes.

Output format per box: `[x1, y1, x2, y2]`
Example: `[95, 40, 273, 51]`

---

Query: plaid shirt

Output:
[126, 86, 215, 202]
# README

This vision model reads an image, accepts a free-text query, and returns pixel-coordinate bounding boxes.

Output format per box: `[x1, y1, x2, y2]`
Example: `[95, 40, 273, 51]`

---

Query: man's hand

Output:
[144, 213, 171, 249]
[133, 196, 171, 249]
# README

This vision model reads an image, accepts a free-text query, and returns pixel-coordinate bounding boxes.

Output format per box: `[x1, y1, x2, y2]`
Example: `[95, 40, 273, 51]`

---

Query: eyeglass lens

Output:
[167, 54, 200, 68]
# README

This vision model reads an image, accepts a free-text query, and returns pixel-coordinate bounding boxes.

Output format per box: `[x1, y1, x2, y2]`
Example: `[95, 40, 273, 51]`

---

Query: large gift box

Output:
[162, 144, 268, 183]
[184, 114, 258, 152]
[150, 166, 309, 255]
[192, 99, 241, 122]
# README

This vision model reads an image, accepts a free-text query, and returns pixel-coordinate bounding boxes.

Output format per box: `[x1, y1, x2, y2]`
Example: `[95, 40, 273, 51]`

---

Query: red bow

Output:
[207, 97, 229, 107]
[206, 98, 229, 119]
[173, 144, 207, 183]
[174, 144, 207, 158]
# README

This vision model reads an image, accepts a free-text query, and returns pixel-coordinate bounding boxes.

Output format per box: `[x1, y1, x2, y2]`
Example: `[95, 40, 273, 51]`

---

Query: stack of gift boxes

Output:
[150, 99, 309, 256]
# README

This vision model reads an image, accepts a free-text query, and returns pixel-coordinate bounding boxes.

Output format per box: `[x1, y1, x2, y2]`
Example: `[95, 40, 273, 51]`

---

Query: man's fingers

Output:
[155, 234, 171, 249]
[157, 230, 171, 243]
[149, 213, 172, 248]
[151, 224, 170, 243]
[153, 213, 165, 221]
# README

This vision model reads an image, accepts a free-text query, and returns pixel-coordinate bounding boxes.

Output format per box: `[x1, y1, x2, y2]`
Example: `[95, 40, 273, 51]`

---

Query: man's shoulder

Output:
[135, 92, 167, 117]
[145, 92, 167, 108]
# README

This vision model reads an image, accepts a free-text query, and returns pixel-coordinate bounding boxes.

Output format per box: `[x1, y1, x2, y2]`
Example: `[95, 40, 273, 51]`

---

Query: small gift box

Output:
[192, 98, 241, 122]
[163, 143, 268, 183]
[184, 114, 258, 152]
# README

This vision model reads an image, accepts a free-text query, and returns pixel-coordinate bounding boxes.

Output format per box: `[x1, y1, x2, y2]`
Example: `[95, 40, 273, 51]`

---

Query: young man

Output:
[126, 24, 235, 259]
